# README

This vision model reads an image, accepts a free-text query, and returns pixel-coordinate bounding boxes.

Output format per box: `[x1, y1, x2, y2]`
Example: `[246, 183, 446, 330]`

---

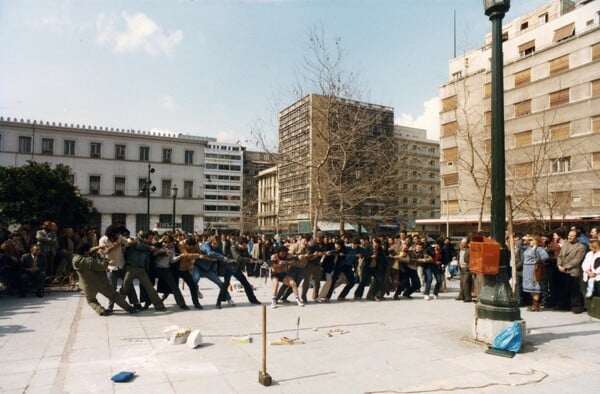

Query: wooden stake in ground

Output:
[258, 305, 272, 386]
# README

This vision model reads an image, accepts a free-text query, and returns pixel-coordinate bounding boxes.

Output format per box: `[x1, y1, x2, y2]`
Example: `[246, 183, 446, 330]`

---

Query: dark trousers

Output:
[19, 270, 45, 295]
[223, 268, 259, 303]
[457, 269, 473, 301]
[326, 264, 355, 299]
[156, 267, 187, 307]
[108, 268, 139, 309]
[177, 270, 201, 307]
[399, 268, 420, 297]
[424, 264, 441, 296]
[354, 263, 373, 299]
[565, 274, 583, 312]
[367, 266, 386, 300]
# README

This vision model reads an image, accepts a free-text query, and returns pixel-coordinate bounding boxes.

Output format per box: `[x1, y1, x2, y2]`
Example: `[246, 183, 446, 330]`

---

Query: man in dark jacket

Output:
[20, 244, 47, 297]
[228, 237, 261, 305]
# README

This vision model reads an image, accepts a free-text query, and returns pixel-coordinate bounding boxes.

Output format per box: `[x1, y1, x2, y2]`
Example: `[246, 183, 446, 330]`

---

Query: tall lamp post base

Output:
[473, 249, 523, 345]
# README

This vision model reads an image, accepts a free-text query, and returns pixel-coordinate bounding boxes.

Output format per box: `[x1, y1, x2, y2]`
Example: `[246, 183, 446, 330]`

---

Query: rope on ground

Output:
[365, 369, 549, 393]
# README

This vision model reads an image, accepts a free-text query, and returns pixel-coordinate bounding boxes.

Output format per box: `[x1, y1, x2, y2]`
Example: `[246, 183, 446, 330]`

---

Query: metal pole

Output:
[172, 188, 176, 234]
[477, 0, 520, 322]
[489, 12, 506, 246]
[147, 163, 151, 231]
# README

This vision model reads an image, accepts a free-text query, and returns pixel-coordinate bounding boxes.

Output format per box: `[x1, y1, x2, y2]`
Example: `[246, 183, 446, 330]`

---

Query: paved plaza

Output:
[1, 277, 599, 393]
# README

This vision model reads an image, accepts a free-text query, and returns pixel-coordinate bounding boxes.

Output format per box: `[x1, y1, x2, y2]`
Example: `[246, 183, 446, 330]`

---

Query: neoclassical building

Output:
[0, 117, 245, 233]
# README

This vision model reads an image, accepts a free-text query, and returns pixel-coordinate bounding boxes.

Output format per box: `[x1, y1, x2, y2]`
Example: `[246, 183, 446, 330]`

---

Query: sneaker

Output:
[432, 294, 438, 300]
[296, 297, 305, 307]
[271, 300, 277, 309]
[227, 299, 236, 307]
[424, 295, 430, 301]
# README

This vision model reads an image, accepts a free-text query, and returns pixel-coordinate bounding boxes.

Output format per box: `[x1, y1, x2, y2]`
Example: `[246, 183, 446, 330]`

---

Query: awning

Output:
[518, 40, 535, 53]
[553, 23, 575, 43]
[317, 221, 355, 232]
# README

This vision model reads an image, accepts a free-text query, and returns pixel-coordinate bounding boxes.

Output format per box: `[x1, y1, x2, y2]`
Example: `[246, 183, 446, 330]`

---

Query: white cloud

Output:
[396, 97, 440, 141]
[96, 12, 183, 57]
[161, 95, 176, 111]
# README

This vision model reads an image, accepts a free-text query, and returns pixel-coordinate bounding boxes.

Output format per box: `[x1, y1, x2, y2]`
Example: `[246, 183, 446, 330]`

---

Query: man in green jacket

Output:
[73, 242, 136, 316]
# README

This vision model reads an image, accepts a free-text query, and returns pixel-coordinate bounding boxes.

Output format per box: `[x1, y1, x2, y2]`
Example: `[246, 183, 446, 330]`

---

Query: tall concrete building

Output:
[436, 0, 600, 234]
[0, 116, 248, 233]
[200, 141, 243, 233]
[256, 165, 279, 233]
[277, 94, 395, 233]
[395, 125, 440, 231]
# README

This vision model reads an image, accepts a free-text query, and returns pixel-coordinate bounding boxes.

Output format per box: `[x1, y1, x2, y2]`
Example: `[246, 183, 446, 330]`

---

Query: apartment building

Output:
[436, 0, 600, 234]
[395, 125, 440, 231]
[242, 150, 274, 233]
[202, 141, 244, 232]
[277, 94, 396, 233]
[256, 165, 279, 233]
[0, 116, 220, 233]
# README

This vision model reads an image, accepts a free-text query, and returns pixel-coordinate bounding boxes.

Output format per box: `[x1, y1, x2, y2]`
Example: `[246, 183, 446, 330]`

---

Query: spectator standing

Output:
[557, 230, 587, 314]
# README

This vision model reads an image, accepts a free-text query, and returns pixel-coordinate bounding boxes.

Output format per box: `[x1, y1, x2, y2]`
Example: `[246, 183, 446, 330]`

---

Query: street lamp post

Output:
[476, 0, 521, 322]
[171, 184, 178, 234]
[146, 164, 156, 231]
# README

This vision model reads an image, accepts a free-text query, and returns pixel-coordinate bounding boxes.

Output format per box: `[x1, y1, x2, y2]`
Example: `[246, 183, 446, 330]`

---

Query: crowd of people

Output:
[1, 220, 599, 316]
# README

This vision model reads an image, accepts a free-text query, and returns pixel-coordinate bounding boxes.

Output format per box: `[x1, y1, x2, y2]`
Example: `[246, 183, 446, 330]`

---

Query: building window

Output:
[161, 179, 172, 197]
[549, 89, 569, 107]
[593, 43, 600, 61]
[114, 177, 125, 196]
[514, 130, 532, 147]
[183, 181, 193, 198]
[139, 146, 150, 161]
[41, 138, 54, 154]
[90, 142, 101, 158]
[452, 71, 462, 80]
[514, 162, 533, 178]
[520, 21, 528, 30]
[538, 13, 548, 26]
[551, 157, 571, 173]
[159, 214, 172, 227]
[485, 111, 491, 126]
[501, 32, 508, 42]
[514, 69, 531, 87]
[136, 214, 148, 233]
[553, 23, 575, 43]
[550, 122, 570, 140]
[184, 150, 194, 164]
[111, 213, 126, 226]
[514, 100, 531, 117]
[181, 215, 194, 233]
[442, 147, 459, 161]
[443, 173, 459, 186]
[518, 40, 535, 57]
[441, 95, 458, 112]
[593, 115, 600, 133]
[89, 176, 101, 195]
[115, 144, 126, 160]
[592, 79, 600, 98]
[18, 136, 32, 153]
[484, 82, 491, 97]
[64, 140, 75, 156]
[162, 148, 172, 163]
[549, 55, 569, 75]
[593, 152, 600, 170]
[445, 200, 459, 214]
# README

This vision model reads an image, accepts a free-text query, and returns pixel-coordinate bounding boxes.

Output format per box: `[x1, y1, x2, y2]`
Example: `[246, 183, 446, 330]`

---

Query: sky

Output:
[0, 0, 550, 148]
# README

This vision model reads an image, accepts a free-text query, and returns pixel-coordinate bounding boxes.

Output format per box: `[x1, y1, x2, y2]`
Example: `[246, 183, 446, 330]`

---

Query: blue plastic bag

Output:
[111, 371, 135, 383]
[492, 321, 522, 353]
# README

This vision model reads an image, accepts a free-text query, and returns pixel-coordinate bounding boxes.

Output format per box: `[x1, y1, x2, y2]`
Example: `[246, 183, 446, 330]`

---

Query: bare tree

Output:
[253, 25, 399, 235]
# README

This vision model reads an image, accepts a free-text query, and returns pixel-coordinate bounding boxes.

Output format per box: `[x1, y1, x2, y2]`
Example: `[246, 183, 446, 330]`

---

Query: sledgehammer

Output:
[258, 304, 272, 386]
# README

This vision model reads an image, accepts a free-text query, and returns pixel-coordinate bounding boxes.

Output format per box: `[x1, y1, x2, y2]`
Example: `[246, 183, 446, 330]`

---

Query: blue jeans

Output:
[424, 264, 442, 296]
[193, 264, 230, 301]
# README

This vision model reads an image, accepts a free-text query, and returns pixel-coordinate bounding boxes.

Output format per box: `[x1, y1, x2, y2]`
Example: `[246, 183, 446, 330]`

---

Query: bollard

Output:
[258, 305, 272, 386]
